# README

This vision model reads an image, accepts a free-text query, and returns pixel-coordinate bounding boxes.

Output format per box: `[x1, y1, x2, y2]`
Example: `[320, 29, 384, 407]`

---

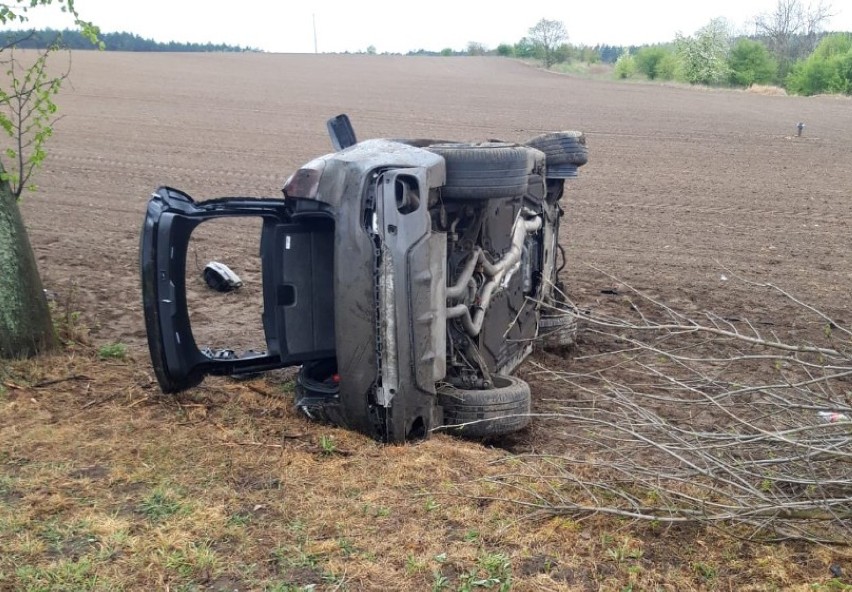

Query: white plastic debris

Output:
[203, 261, 243, 292]
[818, 411, 850, 423]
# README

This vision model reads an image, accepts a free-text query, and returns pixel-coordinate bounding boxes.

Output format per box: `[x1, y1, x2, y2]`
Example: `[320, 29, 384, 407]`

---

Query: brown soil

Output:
[26, 52, 852, 347]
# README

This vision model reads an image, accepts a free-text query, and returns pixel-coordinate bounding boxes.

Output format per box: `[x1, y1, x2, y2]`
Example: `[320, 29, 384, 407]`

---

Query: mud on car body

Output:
[140, 115, 587, 443]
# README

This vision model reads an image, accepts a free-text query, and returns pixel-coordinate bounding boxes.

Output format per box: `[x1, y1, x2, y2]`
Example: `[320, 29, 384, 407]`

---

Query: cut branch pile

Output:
[491, 274, 851, 544]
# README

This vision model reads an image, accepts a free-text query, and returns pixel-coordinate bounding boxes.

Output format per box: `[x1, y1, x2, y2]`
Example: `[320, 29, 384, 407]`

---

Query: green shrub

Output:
[635, 46, 672, 80]
[614, 52, 637, 79]
[496, 43, 513, 57]
[728, 39, 777, 87]
[578, 46, 600, 64]
[97, 342, 127, 360]
[786, 33, 852, 95]
[512, 37, 536, 58]
[655, 51, 683, 81]
[550, 43, 573, 65]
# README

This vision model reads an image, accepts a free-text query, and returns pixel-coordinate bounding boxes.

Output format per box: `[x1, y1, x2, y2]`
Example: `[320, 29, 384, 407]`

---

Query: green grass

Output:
[548, 60, 615, 80]
[265, 584, 316, 592]
[0, 474, 14, 495]
[318, 434, 336, 455]
[810, 580, 852, 591]
[15, 558, 98, 592]
[96, 343, 126, 360]
[457, 552, 512, 592]
[692, 561, 717, 581]
[160, 540, 218, 580]
[138, 488, 187, 522]
[227, 512, 252, 527]
[271, 544, 324, 570]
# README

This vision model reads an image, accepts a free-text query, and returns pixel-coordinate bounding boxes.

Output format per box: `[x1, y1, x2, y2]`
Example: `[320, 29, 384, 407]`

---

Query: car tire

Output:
[526, 131, 588, 178]
[427, 142, 534, 200]
[438, 374, 531, 438]
[539, 313, 578, 348]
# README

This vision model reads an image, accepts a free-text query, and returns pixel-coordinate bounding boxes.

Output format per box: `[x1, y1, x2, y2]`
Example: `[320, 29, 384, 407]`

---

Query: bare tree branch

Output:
[456, 272, 852, 545]
[754, 0, 835, 65]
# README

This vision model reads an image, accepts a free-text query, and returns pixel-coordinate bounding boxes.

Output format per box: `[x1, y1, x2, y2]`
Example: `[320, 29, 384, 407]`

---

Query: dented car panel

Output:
[286, 142, 449, 440]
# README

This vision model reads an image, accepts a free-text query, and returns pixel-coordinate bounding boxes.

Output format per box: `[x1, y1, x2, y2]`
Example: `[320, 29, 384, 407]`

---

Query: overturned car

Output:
[140, 115, 586, 442]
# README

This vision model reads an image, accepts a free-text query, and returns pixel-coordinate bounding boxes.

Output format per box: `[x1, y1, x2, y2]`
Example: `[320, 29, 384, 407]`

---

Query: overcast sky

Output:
[24, 0, 852, 53]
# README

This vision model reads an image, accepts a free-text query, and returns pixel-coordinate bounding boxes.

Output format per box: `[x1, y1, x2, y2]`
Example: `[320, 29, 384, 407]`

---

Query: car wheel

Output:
[526, 131, 588, 178]
[539, 313, 578, 348]
[294, 359, 339, 423]
[437, 374, 531, 437]
[427, 142, 535, 200]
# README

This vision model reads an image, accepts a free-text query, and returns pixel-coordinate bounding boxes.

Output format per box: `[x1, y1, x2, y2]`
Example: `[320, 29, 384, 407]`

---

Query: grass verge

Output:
[0, 346, 848, 591]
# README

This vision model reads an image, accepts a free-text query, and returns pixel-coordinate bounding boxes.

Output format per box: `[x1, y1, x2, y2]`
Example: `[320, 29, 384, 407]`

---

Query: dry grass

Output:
[1, 344, 850, 591]
[809, 93, 852, 100]
[546, 61, 615, 81]
[747, 84, 788, 96]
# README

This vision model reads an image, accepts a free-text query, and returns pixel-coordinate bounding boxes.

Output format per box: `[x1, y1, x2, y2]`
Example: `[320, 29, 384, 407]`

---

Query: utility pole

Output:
[313, 13, 318, 53]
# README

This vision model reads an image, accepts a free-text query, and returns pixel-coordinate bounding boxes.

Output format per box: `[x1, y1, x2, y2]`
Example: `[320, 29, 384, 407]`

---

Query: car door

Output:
[139, 186, 335, 393]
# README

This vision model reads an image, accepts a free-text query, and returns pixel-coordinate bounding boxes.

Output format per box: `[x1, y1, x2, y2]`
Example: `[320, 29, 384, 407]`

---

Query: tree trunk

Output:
[0, 163, 57, 358]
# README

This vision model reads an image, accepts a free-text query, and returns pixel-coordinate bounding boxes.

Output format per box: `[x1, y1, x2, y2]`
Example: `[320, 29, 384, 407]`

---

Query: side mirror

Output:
[326, 114, 357, 151]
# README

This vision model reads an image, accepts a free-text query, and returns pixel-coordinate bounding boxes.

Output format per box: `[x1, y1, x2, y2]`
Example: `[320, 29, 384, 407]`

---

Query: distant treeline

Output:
[2, 29, 253, 52]
[406, 44, 626, 63]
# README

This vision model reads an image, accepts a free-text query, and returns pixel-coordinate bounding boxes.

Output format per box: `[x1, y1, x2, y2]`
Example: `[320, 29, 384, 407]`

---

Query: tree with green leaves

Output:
[634, 45, 673, 80]
[676, 18, 731, 85]
[0, 0, 98, 358]
[528, 18, 568, 68]
[786, 32, 852, 95]
[512, 37, 537, 59]
[496, 43, 513, 57]
[613, 50, 637, 79]
[577, 46, 600, 64]
[5, 29, 248, 52]
[728, 38, 778, 86]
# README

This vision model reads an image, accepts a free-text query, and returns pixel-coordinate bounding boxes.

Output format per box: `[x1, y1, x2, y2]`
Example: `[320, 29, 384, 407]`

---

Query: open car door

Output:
[139, 186, 335, 393]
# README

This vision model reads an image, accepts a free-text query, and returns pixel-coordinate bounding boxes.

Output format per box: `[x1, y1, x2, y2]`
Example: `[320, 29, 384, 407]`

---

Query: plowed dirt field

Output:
[23, 51, 852, 410]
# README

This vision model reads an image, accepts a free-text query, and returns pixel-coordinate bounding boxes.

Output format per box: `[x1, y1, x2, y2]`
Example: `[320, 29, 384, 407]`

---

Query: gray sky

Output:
[25, 0, 852, 53]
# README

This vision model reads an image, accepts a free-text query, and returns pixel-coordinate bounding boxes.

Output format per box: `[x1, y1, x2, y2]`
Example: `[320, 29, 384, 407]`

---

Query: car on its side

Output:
[140, 115, 586, 442]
